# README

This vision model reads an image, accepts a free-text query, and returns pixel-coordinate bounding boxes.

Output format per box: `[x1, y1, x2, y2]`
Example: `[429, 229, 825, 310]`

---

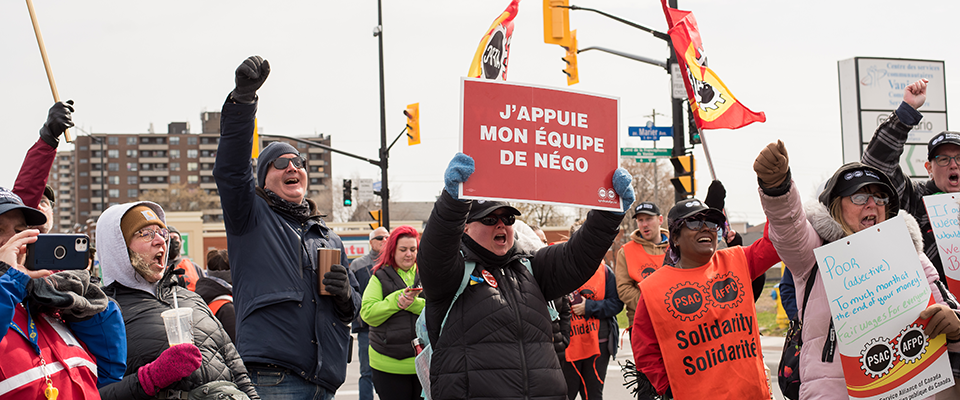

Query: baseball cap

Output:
[0, 187, 47, 226]
[633, 202, 661, 218]
[817, 163, 897, 212]
[467, 200, 521, 222]
[43, 185, 55, 203]
[666, 198, 725, 227]
[928, 131, 960, 160]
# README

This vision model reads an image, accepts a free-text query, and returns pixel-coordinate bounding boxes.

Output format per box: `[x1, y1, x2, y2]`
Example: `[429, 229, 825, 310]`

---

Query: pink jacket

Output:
[760, 183, 954, 400]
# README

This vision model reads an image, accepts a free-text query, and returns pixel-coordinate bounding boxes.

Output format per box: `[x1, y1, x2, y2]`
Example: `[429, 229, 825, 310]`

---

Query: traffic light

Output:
[688, 112, 702, 145]
[542, 0, 571, 46]
[368, 209, 382, 230]
[404, 103, 420, 146]
[670, 155, 696, 199]
[562, 30, 578, 86]
[343, 179, 353, 206]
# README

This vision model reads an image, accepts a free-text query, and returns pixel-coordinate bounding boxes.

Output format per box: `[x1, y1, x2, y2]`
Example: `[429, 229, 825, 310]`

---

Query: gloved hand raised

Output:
[612, 168, 635, 213]
[231, 55, 270, 104]
[137, 343, 202, 396]
[753, 140, 790, 188]
[443, 153, 475, 200]
[39, 100, 75, 147]
[322, 263, 352, 304]
[704, 180, 726, 210]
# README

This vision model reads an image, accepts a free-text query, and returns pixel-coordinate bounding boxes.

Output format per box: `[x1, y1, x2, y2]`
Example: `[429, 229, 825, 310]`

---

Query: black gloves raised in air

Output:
[39, 100, 75, 148]
[230, 55, 270, 104]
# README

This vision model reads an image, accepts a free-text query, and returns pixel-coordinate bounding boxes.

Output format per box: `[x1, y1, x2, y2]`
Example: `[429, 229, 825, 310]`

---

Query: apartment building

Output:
[49, 111, 333, 233]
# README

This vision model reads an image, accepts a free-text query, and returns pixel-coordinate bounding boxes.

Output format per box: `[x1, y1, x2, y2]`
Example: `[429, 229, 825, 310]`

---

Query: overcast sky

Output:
[3, 0, 959, 225]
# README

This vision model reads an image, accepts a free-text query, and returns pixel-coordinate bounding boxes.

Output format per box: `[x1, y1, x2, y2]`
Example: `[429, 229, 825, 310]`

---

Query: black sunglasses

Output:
[472, 214, 516, 226]
[271, 156, 306, 170]
[371, 235, 386, 241]
[683, 218, 721, 232]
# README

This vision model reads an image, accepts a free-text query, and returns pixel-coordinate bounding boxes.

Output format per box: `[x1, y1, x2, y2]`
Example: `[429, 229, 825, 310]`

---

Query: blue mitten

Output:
[444, 153, 475, 200]
[612, 168, 635, 214]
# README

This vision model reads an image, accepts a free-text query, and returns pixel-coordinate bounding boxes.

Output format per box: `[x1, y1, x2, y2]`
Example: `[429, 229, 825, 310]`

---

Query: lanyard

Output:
[9, 302, 41, 355]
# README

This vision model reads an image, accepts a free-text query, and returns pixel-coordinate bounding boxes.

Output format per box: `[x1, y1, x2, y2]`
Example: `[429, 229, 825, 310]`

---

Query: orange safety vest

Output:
[566, 263, 606, 362]
[208, 295, 233, 316]
[622, 241, 664, 285]
[639, 247, 768, 400]
[0, 305, 99, 399]
[177, 258, 201, 291]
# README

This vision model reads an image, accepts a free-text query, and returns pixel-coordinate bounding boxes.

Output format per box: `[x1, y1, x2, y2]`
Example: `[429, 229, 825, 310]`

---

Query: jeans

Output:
[247, 364, 335, 400]
[358, 331, 375, 400]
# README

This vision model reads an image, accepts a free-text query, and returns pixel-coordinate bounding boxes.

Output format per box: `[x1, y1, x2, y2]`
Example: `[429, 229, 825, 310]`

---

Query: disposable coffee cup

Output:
[317, 248, 341, 296]
[161, 307, 194, 347]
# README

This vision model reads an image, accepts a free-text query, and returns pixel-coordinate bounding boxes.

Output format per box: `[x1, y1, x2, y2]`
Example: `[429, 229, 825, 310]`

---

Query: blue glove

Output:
[612, 168, 635, 213]
[444, 153, 475, 200]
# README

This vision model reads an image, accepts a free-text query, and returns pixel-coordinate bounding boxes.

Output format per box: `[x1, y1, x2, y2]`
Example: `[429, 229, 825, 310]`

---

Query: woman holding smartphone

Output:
[360, 225, 425, 400]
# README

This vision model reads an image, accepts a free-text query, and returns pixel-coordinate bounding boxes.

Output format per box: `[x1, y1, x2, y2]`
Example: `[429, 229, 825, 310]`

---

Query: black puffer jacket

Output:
[419, 191, 622, 400]
[100, 269, 258, 399]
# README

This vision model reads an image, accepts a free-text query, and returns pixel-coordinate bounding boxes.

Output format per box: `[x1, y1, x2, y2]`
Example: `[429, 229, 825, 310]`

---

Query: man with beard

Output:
[98, 202, 258, 399]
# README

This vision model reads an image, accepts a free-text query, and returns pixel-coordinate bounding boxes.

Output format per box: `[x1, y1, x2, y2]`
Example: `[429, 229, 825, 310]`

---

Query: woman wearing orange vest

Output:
[631, 198, 781, 399]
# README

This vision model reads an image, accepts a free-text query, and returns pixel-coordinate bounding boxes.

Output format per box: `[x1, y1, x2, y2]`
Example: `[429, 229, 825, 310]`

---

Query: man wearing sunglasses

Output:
[214, 55, 360, 400]
[349, 226, 390, 400]
[630, 198, 781, 399]
[863, 78, 960, 290]
[418, 153, 634, 400]
[97, 202, 259, 399]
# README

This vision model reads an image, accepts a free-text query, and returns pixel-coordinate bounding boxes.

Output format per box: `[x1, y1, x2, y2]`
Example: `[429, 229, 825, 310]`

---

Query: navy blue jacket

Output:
[581, 265, 623, 356]
[214, 100, 361, 391]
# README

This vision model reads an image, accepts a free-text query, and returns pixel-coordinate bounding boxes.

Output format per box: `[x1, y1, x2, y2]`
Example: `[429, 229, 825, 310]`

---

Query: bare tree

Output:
[617, 158, 674, 241]
[511, 202, 575, 228]
[139, 183, 219, 212]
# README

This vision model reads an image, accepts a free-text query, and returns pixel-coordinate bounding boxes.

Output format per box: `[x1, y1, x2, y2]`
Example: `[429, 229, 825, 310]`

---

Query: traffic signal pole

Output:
[376, 0, 390, 229]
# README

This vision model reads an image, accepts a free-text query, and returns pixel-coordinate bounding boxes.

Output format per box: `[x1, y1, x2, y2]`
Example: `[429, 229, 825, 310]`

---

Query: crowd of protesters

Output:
[6, 52, 960, 400]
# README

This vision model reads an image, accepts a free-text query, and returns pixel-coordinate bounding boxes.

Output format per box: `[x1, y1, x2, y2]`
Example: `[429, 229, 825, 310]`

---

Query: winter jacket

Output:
[13, 137, 57, 209]
[615, 228, 668, 324]
[418, 191, 622, 400]
[96, 201, 258, 400]
[760, 182, 956, 400]
[214, 99, 360, 392]
[195, 277, 236, 344]
[861, 103, 946, 284]
[551, 296, 572, 356]
[1, 263, 125, 398]
[350, 249, 379, 333]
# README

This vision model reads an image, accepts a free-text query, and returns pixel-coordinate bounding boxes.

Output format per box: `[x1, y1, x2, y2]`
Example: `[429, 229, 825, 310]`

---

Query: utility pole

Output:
[644, 109, 667, 206]
[668, 0, 686, 203]
[375, 0, 390, 229]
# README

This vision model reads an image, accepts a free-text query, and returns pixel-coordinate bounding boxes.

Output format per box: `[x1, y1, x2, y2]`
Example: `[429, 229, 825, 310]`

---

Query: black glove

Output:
[322, 264, 352, 304]
[39, 100, 75, 148]
[704, 180, 726, 210]
[230, 56, 270, 104]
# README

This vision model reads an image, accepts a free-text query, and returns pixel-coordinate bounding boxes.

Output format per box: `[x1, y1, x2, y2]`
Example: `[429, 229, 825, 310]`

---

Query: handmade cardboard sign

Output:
[813, 216, 954, 399]
[459, 78, 620, 211]
[924, 193, 960, 295]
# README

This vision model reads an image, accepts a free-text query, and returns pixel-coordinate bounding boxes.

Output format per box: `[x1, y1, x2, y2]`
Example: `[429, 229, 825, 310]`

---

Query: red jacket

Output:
[13, 138, 57, 209]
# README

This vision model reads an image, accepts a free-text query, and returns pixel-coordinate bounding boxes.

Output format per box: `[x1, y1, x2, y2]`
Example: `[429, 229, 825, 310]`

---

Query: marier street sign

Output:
[620, 147, 672, 158]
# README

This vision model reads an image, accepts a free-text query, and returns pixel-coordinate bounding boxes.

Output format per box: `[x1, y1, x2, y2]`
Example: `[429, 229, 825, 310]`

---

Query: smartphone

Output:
[406, 287, 424, 293]
[26, 234, 90, 271]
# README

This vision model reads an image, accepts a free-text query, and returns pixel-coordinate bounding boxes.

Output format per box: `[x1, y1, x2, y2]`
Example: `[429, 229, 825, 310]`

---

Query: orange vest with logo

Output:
[177, 258, 201, 291]
[0, 305, 100, 399]
[622, 241, 664, 285]
[566, 263, 606, 362]
[639, 247, 768, 400]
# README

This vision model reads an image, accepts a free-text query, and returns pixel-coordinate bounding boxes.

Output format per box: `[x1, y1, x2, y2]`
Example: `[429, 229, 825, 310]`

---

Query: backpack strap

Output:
[438, 261, 476, 337]
[799, 264, 836, 362]
[209, 295, 233, 316]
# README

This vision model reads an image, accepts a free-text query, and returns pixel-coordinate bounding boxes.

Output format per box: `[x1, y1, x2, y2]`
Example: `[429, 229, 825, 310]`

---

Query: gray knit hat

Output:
[257, 142, 301, 188]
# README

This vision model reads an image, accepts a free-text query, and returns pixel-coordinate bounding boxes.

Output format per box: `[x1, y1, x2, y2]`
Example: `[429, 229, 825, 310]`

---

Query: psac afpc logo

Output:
[596, 187, 617, 204]
[859, 324, 928, 379]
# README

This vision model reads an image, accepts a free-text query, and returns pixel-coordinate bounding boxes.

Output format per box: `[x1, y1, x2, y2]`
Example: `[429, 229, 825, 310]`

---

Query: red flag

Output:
[661, 1, 765, 130]
[468, 0, 520, 80]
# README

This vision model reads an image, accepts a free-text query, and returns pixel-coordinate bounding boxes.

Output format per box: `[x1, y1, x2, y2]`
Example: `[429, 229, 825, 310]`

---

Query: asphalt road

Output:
[333, 332, 787, 400]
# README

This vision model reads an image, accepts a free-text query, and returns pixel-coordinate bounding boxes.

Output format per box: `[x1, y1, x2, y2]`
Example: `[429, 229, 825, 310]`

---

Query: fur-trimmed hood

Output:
[805, 200, 923, 254]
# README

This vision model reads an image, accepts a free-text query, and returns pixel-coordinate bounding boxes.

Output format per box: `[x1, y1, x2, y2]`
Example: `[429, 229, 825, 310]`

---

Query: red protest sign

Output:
[459, 78, 620, 211]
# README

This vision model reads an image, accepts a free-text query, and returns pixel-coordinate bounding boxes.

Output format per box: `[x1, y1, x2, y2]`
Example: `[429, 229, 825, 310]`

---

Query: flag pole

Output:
[698, 129, 717, 181]
[25, 0, 73, 142]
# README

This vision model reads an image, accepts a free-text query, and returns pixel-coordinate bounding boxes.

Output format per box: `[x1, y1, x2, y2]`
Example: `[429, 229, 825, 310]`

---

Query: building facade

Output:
[49, 111, 333, 233]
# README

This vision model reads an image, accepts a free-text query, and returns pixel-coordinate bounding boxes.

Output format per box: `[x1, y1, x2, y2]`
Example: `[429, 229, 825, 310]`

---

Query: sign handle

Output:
[26, 0, 72, 142]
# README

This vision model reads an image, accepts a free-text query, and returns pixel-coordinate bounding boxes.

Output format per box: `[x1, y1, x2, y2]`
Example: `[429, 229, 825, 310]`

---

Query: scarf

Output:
[263, 189, 312, 223]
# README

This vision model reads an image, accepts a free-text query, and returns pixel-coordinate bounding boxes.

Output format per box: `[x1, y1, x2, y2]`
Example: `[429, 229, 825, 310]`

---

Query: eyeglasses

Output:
[933, 155, 960, 167]
[134, 228, 169, 242]
[371, 235, 387, 241]
[271, 156, 306, 170]
[682, 219, 721, 232]
[472, 214, 516, 226]
[849, 193, 890, 206]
